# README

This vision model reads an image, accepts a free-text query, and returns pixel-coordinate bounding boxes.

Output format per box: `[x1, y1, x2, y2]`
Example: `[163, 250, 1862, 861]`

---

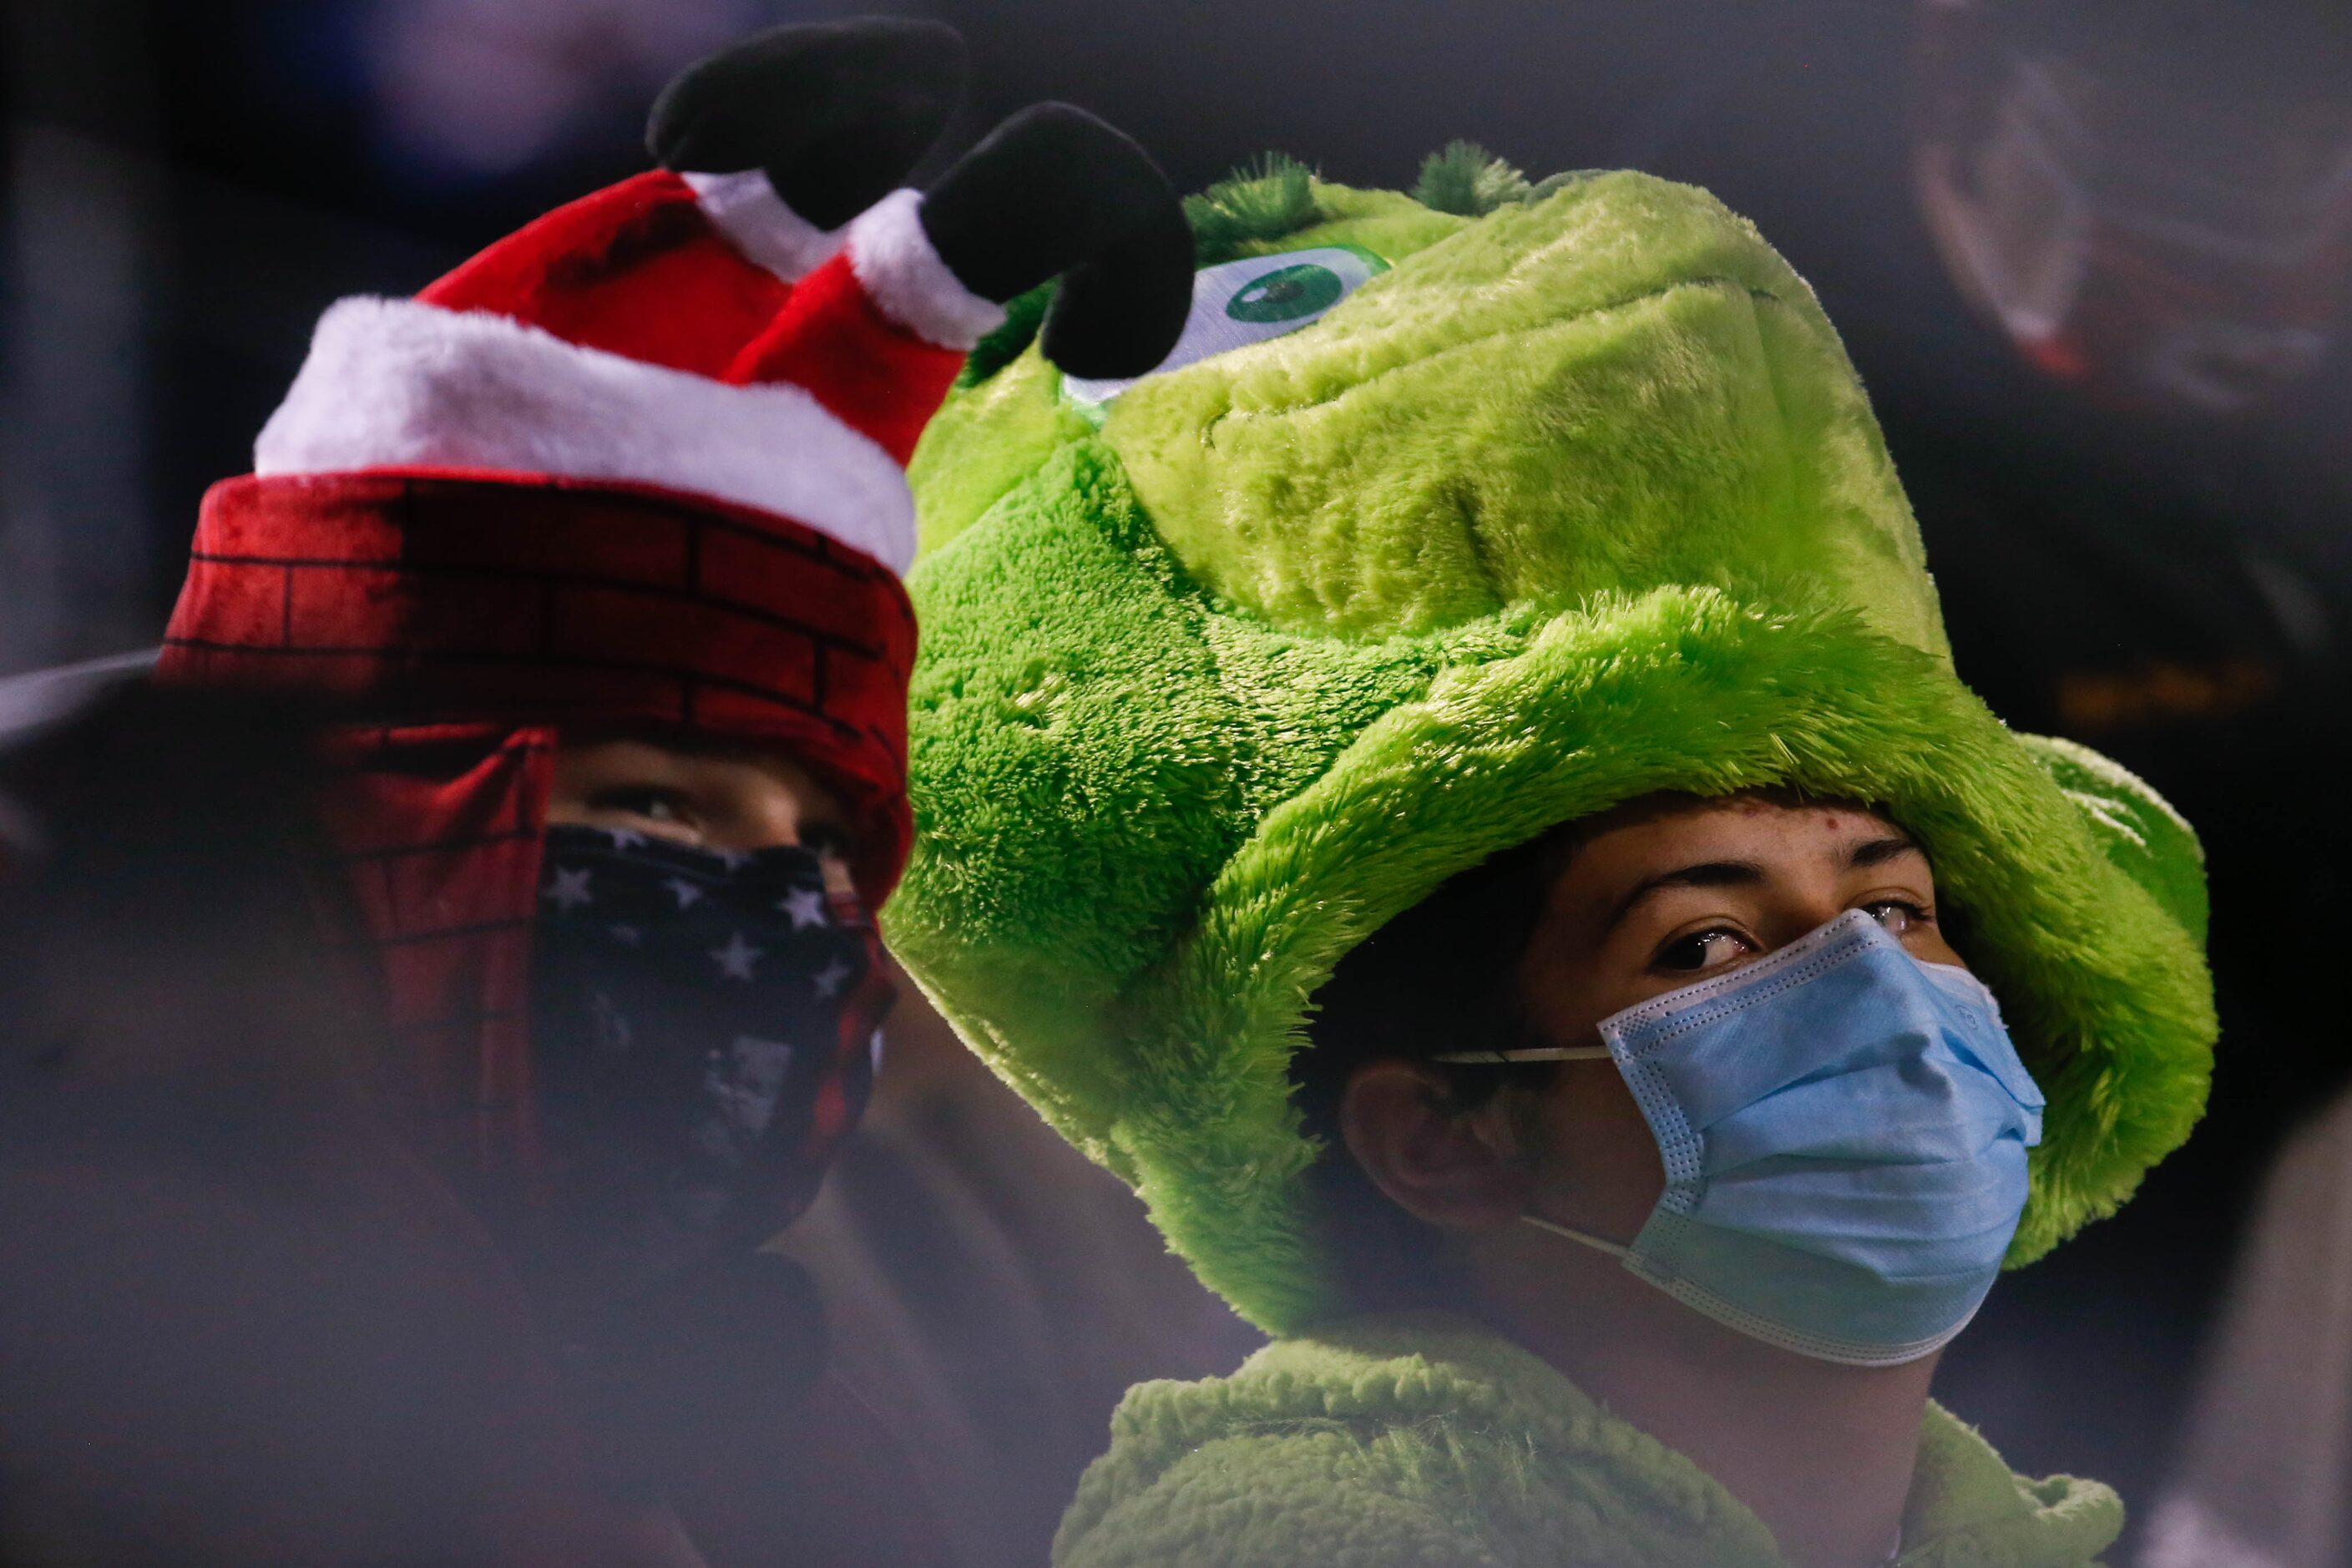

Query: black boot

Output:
[918, 102, 1193, 379]
[647, 18, 967, 231]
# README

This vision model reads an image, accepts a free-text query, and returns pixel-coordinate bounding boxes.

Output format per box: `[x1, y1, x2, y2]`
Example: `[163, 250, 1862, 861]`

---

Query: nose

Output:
[1766, 898, 1870, 955]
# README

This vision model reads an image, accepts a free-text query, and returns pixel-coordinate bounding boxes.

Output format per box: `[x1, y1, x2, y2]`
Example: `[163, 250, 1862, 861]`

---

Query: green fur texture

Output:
[1056, 1314, 2123, 1565]
[893, 164, 2217, 1336]
[1412, 139, 1535, 215]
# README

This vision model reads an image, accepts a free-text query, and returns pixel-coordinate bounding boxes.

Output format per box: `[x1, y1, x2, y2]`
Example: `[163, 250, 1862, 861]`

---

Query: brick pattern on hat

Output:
[161, 470, 916, 905]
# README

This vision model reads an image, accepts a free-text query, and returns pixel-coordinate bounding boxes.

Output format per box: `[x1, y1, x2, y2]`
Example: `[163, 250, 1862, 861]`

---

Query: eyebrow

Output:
[1597, 833, 1928, 937]
[1847, 832, 1923, 870]
[1600, 860, 1766, 937]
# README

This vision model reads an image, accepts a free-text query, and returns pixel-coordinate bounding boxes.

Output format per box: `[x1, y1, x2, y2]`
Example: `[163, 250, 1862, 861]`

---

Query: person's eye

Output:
[1653, 926, 1757, 974]
[1860, 898, 1933, 937]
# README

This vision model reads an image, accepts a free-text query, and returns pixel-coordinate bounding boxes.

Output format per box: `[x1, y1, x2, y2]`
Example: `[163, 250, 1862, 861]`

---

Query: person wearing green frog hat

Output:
[889, 144, 2217, 1567]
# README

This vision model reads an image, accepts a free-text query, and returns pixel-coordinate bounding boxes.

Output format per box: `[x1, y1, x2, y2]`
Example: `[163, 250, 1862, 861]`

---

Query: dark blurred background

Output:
[5, 0, 2348, 1549]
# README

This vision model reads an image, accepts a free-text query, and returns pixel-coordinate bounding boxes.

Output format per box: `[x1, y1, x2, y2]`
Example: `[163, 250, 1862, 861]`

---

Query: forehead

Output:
[1562, 792, 1909, 874]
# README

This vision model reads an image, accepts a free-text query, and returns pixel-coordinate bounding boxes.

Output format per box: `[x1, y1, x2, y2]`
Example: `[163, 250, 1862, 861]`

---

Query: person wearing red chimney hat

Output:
[136, 16, 1191, 1554]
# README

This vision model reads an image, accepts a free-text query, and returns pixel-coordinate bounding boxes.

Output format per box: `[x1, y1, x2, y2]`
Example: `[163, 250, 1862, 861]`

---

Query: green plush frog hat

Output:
[892, 147, 2217, 1336]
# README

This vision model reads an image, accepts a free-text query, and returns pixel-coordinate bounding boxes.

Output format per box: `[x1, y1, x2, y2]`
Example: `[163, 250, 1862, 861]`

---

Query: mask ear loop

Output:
[1522, 1213, 1632, 1259]
[1429, 1045, 1613, 1063]
[1426, 1044, 1634, 1257]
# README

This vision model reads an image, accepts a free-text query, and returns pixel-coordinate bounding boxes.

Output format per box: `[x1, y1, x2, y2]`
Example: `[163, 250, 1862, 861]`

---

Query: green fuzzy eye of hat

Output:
[893, 147, 2217, 1335]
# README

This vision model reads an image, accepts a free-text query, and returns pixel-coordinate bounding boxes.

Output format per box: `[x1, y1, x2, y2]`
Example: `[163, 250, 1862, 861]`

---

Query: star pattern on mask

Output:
[604, 827, 648, 851]
[712, 930, 763, 981]
[532, 827, 883, 1242]
[543, 866, 594, 912]
[813, 956, 852, 999]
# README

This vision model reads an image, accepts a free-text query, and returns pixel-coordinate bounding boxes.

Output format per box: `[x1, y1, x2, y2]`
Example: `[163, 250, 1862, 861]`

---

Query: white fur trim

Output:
[254, 298, 915, 574]
[681, 168, 842, 282]
[846, 188, 1006, 351]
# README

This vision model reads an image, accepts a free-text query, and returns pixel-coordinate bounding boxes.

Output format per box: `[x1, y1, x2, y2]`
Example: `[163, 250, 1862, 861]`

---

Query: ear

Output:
[1339, 1061, 1533, 1232]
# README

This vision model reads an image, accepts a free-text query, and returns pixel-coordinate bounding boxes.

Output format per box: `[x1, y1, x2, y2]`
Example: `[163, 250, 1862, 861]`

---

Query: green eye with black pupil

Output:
[1227, 263, 1346, 323]
[1061, 244, 1388, 408]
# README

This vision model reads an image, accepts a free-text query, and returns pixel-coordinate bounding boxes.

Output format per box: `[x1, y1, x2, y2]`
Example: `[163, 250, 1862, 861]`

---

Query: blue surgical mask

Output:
[1438, 909, 2043, 1366]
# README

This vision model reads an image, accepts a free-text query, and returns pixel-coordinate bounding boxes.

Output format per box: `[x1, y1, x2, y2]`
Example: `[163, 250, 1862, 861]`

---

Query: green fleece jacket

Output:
[1056, 1316, 2121, 1568]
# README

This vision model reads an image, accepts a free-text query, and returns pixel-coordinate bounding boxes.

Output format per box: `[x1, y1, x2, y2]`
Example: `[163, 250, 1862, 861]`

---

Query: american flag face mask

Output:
[525, 824, 893, 1305]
